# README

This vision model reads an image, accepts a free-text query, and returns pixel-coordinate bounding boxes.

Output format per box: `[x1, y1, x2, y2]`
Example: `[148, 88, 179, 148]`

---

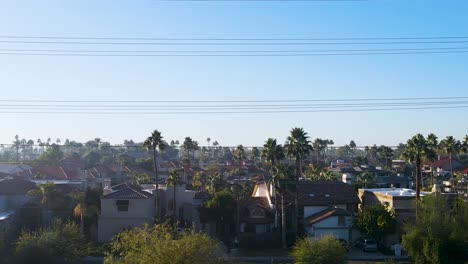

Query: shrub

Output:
[291, 235, 346, 264]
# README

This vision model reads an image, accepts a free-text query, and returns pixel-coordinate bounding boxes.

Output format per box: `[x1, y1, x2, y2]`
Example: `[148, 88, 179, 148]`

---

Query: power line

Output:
[0, 105, 466, 114]
[1, 101, 468, 110]
[2, 40, 468, 45]
[1, 47, 468, 53]
[0, 96, 466, 103]
[1, 50, 468, 57]
[2, 35, 468, 41]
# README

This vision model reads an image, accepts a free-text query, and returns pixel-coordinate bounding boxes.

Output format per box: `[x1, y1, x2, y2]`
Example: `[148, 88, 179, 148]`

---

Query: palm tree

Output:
[72, 191, 99, 234]
[285, 127, 312, 234]
[230, 184, 243, 235]
[261, 138, 285, 174]
[250, 147, 260, 164]
[27, 182, 67, 210]
[166, 169, 182, 217]
[270, 163, 293, 249]
[440, 136, 461, 179]
[462, 135, 468, 153]
[349, 140, 357, 158]
[234, 145, 247, 181]
[426, 133, 439, 186]
[402, 134, 436, 203]
[207, 173, 225, 193]
[143, 130, 166, 220]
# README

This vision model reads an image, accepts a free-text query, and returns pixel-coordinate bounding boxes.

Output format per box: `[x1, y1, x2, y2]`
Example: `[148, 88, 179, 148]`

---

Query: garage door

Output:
[314, 228, 349, 242]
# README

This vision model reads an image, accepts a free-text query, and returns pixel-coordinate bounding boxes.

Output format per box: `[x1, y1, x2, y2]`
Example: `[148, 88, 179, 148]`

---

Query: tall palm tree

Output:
[402, 134, 435, 203]
[270, 163, 293, 249]
[230, 184, 243, 235]
[462, 135, 468, 153]
[166, 169, 182, 217]
[426, 133, 439, 186]
[440, 136, 461, 179]
[285, 127, 313, 234]
[261, 138, 285, 174]
[143, 130, 166, 220]
[234, 145, 247, 182]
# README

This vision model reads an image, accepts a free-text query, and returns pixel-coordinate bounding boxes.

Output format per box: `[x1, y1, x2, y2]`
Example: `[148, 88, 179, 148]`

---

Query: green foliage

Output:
[291, 235, 346, 264]
[129, 172, 153, 185]
[354, 203, 396, 243]
[35, 144, 63, 165]
[27, 182, 71, 210]
[15, 221, 90, 264]
[402, 194, 468, 264]
[199, 190, 236, 223]
[104, 224, 224, 264]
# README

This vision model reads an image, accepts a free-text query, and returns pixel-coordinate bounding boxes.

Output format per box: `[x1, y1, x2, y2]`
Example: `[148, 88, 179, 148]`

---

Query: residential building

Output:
[298, 180, 359, 243]
[98, 183, 155, 242]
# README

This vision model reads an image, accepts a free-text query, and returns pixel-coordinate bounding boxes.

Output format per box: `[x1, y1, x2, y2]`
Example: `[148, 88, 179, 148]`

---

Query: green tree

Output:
[270, 163, 294, 248]
[15, 221, 90, 264]
[440, 136, 461, 179]
[285, 127, 313, 234]
[355, 203, 396, 244]
[36, 144, 64, 165]
[207, 173, 226, 193]
[27, 182, 70, 210]
[357, 172, 376, 188]
[377, 145, 393, 168]
[192, 171, 208, 191]
[402, 195, 467, 264]
[105, 224, 223, 264]
[143, 129, 166, 221]
[312, 138, 334, 164]
[72, 190, 100, 235]
[199, 190, 236, 239]
[261, 138, 285, 174]
[166, 169, 182, 217]
[402, 133, 436, 202]
[292, 235, 347, 264]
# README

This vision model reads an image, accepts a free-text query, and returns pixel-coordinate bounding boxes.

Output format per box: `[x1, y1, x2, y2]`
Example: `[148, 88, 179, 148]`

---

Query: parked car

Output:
[355, 238, 378, 252]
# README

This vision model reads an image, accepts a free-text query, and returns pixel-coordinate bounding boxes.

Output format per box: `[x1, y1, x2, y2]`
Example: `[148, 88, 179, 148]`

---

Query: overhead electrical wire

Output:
[0, 96, 467, 103]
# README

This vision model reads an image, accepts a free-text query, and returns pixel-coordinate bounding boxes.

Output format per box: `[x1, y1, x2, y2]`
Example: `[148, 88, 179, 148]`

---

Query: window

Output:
[116, 200, 129, 211]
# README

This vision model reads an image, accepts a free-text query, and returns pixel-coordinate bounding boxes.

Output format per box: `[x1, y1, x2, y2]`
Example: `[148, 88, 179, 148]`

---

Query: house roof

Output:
[34, 166, 81, 180]
[102, 183, 154, 199]
[298, 180, 359, 206]
[303, 207, 351, 225]
[0, 179, 37, 195]
[0, 165, 32, 175]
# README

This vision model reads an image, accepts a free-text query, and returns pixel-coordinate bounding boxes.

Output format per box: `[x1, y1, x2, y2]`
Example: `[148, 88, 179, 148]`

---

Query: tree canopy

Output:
[292, 235, 347, 264]
[354, 203, 396, 244]
[402, 194, 468, 264]
[104, 224, 224, 264]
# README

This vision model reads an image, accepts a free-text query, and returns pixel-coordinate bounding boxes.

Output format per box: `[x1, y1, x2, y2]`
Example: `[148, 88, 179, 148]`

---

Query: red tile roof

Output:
[35, 166, 81, 180]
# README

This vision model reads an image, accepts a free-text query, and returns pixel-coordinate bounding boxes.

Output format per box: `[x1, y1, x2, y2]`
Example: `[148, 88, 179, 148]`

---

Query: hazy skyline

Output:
[1, 0, 467, 146]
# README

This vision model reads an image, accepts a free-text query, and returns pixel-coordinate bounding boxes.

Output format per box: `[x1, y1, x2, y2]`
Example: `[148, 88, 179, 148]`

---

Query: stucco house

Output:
[98, 183, 155, 242]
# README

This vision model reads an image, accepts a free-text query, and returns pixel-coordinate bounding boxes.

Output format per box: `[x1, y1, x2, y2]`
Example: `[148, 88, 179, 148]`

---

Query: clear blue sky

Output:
[0, 0, 467, 147]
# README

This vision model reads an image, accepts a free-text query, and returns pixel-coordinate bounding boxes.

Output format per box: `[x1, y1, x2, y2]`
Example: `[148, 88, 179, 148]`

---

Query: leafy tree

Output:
[440, 136, 461, 179]
[355, 203, 396, 244]
[292, 235, 347, 264]
[143, 129, 166, 221]
[72, 190, 100, 235]
[402, 195, 467, 264]
[166, 169, 182, 217]
[104, 224, 223, 264]
[15, 221, 90, 264]
[199, 190, 236, 239]
[193, 171, 208, 191]
[82, 150, 101, 168]
[207, 173, 226, 193]
[129, 172, 153, 185]
[377, 145, 393, 168]
[35, 144, 64, 165]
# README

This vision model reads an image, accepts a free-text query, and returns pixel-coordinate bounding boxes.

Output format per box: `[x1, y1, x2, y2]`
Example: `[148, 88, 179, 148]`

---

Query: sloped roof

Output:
[298, 180, 359, 206]
[303, 207, 351, 225]
[34, 166, 80, 180]
[0, 179, 37, 195]
[102, 183, 154, 199]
